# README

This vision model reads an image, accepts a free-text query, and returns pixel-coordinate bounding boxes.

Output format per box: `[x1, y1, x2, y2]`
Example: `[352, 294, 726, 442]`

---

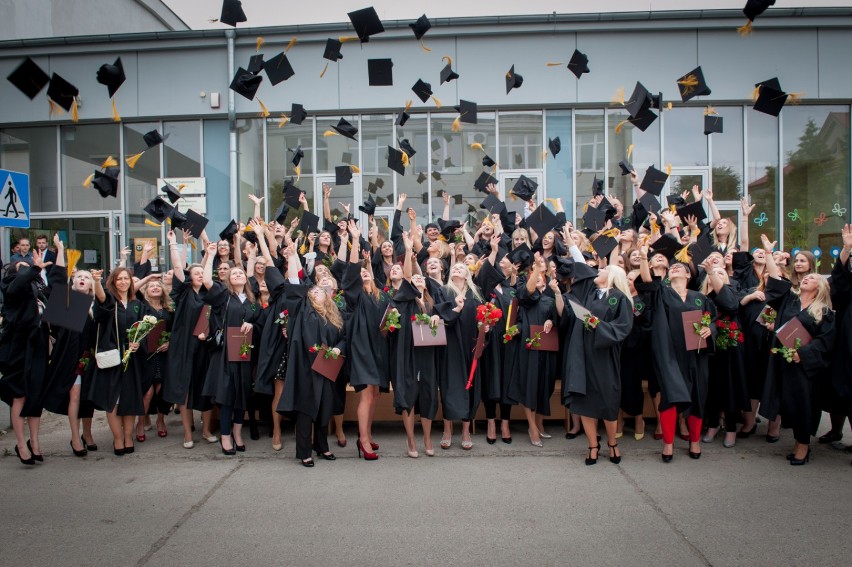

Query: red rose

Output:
[411, 315, 417, 321]
[729, 331, 735, 339]
[718, 321, 727, 329]
[383, 286, 389, 292]
[737, 333, 745, 343]
[241, 353, 249, 360]
[730, 321, 738, 330]
[525, 343, 533, 349]
[309, 346, 317, 353]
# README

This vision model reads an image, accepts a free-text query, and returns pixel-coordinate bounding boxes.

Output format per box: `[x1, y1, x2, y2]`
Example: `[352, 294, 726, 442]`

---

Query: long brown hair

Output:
[224, 266, 256, 304]
[308, 287, 344, 330]
[790, 251, 816, 290]
[106, 267, 135, 302]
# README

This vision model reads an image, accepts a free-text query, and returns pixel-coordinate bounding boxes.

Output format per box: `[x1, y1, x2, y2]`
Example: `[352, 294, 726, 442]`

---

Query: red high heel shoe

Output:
[356, 440, 379, 461]
[370, 442, 379, 451]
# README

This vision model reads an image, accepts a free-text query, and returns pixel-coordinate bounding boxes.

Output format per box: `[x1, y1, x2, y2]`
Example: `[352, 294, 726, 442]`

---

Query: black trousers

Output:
[294, 392, 332, 460]
[484, 400, 512, 421]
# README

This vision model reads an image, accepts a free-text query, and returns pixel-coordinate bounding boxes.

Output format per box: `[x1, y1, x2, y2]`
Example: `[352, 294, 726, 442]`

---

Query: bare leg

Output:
[201, 409, 216, 440]
[333, 414, 346, 445]
[486, 418, 497, 441]
[740, 399, 758, 433]
[500, 418, 511, 440]
[461, 420, 471, 445]
[27, 416, 41, 454]
[137, 386, 154, 438]
[535, 414, 547, 437]
[616, 410, 624, 436]
[580, 415, 600, 462]
[357, 385, 376, 452]
[106, 408, 124, 450]
[233, 423, 244, 447]
[122, 415, 135, 448]
[566, 411, 581, 436]
[604, 419, 620, 461]
[441, 419, 453, 448]
[69, 385, 84, 452]
[653, 393, 662, 436]
[82, 418, 95, 446]
[634, 414, 646, 439]
[368, 391, 378, 446]
[271, 380, 284, 448]
[422, 418, 433, 454]
[524, 406, 540, 444]
[155, 385, 166, 434]
[180, 404, 194, 443]
[767, 415, 781, 439]
[11, 398, 31, 459]
[402, 409, 418, 457]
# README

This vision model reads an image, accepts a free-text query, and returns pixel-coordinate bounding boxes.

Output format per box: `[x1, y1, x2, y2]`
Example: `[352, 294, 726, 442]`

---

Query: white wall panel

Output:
[817, 29, 852, 99]
[137, 48, 228, 117]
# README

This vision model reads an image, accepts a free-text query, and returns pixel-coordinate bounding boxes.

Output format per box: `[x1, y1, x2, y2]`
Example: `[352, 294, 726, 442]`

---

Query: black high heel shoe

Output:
[26, 440, 44, 463]
[301, 458, 315, 468]
[565, 429, 581, 440]
[315, 450, 336, 461]
[82, 436, 98, 451]
[70, 441, 87, 458]
[608, 443, 621, 464]
[15, 445, 36, 466]
[220, 439, 236, 456]
[765, 433, 780, 443]
[790, 449, 811, 466]
[585, 445, 600, 466]
[661, 448, 673, 463]
[737, 424, 758, 439]
[113, 445, 125, 456]
[235, 442, 246, 452]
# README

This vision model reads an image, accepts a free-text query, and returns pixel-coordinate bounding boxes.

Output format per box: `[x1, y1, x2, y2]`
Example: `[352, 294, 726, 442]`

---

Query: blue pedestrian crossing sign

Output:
[0, 169, 30, 228]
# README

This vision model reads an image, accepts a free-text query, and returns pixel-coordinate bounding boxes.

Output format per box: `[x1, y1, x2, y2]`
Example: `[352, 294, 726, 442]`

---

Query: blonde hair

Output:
[711, 219, 738, 251]
[797, 275, 832, 324]
[73, 270, 96, 297]
[606, 265, 634, 308]
[512, 228, 531, 247]
[700, 268, 731, 296]
[445, 263, 483, 302]
[141, 280, 173, 312]
[308, 287, 344, 330]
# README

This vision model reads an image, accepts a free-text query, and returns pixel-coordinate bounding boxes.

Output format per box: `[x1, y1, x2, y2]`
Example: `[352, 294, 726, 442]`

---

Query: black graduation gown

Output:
[139, 301, 172, 394]
[738, 295, 773, 401]
[434, 288, 484, 421]
[86, 294, 145, 416]
[828, 258, 852, 405]
[162, 275, 210, 410]
[343, 261, 390, 390]
[635, 279, 717, 418]
[202, 282, 262, 409]
[507, 287, 558, 414]
[254, 267, 289, 396]
[277, 284, 346, 422]
[620, 293, 652, 417]
[477, 260, 518, 406]
[705, 283, 750, 421]
[760, 277, 835, 440]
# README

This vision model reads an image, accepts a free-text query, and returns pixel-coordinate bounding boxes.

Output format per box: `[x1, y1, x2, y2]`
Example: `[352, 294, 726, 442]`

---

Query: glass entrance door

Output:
[26, 212, 120, 270]
[498, 170, 544, 218]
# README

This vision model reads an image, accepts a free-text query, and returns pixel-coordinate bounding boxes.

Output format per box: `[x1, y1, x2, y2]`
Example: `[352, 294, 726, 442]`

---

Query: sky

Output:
[163, 0, 852, 30]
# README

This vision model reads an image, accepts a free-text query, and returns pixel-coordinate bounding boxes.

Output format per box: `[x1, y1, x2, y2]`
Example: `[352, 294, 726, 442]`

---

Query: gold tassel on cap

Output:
[601, 228, 621, 238]
[614, 120, 628, 134]
[627, 144, 634, 159]
[350, 164, 361, 174]
[704, 105, 717, 116]
[431, 95, 442, 108]
[111, 99, 121, 122]
[752, 86, 761, 103]
[788, 92, 805, 105]
[677, 74, 699, 97]
[101, 156, 118, 168]
[71, 99, 79, 123]
[737, 20, 753, 36]
[144, 219, 162, 228]
[48, 99, 64, 117]
[400, 153, 409, 167]
[256, 37, 264, 52]
[294, 165, 301, 181]
[452, 116, 461, 132]
[546, 62, 563, 67]
[665, 164, 672, 176]
[66, 249, 82, 275]
[82, 173, 94, 187]
[258, 99, 270, 118]
[277, 113, 289, 128]
[285, 36, 298, 53]
[125, 152, 144, 169]
[339, 35, 358, 43]
[403, 100, 413, 112]
[470, 142, 484, 152]
[442, 56, 453, 66]
[675, 246, 691, 264]
[611, 87, 625, 106]
[420, 39, 431, 52]
[319, 62, 329, 78]
[380, 217, 389, 232]
[323, 130, 339, 138]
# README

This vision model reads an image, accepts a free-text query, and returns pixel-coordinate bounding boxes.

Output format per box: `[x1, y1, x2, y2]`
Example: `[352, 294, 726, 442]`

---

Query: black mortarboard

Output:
[375, 196, 387, 207]
[284, 180, 305, 208]
[524, 204, 559, 239]
[219, 220, 239, 241]
[592, 235, 619, 259]
[453, 194, 465, 206]
[416, 172, 427, 184]
[229, 67, 262, 100]
[627, 107, 659, 132]
[220, 0, 247, 27]
[649, 92, 664, 111]
[368, 59, 393, 87]
[359, 194, 376, 216]
[756, 77, 782, 91]
[395, 108, 410, 127]
[438, 219, 461, 241]
[474, 172, 498, 193]
[505, 65, 523, 94]
[161, 182, 182, 204]
[689, 232, 715, 266]
[480, 194, 506, 215]
[650, 234, 681, 261]
[582, 206, 607, 233]
[47, 73, 78, 112]
[242, 223, 259, 245]
[482, 155, 496, 168]
[639, 192, 662, 214]
[753, 85, 787, 117]
[666, 194, 687, 208]
[677, 66, 711, 102]
[511, 175, 538, 202]
[387, 147, 406, 176]
[440, 62, 460, 84]
[676, 201, 708, 223]
[640, 165, 668, 196]
[631, 199, 650, 231]
[273, 201, 290, 224]
[430, 138, 441, 152]
[507, 243, 533, 270]
[290, 103, 307, 125]
[548, 137, 561, 158]
[290, 145, 304, 166]
[335, 165, 353, 185]
[180, 209, 209, 239]
[247, 54, 264, 75]
[144, 198, 174, 223]
[143, 130, 167, 149]
[263, 52, 295, 85]
[348, 6, 385, 43]
[744, 0, 775, 21]
[432, 171, 444, 183]
[410, 14, 431, 40]
[43, 284, 92, 333]
[553, 256, 575, 279]
[618, 160, 634, 176]
[591, 176, 605, 196]
[455, 100, 477, 124]
[7, 57, 49, 100]
[399, 139, 416, 158]
[299, 211, 320, 235]
[625, 82, 652, 117]
[704, 114, 724, 135]
[329, 118, 358, 140]
[323, 39, 343, 62]
[92, 168, 119, 198]
[412, 79, 433, 103]
[567, 49, 590, 79]
[96, 57, 125, 98]
[169, 208, 189, 229]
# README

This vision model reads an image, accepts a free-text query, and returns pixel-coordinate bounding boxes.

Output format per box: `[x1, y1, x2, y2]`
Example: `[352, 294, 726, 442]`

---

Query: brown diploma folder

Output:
[529, 324, 559, 351]
[311, 347, 345, 381]
[681, 310, 708, 352]
[227, 326, 253, 362]
[146, 320, 167, 352]
[775, 316, 812, 349]
[192, 305, 212, 337]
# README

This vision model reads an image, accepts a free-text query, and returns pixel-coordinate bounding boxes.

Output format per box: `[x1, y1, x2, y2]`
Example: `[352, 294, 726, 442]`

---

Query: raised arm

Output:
[402, 230, 413, 280]
[842, 224, 852, 266]
[92, 269, 106, 303]
[760, 234, 782, 280]
[638, 239, 652, 283]
[251, 220, 274, 265]
[442, 191, 450, 221]
[202, 241, 217, 290]
[247, 193, 264, 221]
[53, 233, 65, 268]
[740, 198, 755, 251]
[168, 230, 185, 282]
[322, 183, 332, 223]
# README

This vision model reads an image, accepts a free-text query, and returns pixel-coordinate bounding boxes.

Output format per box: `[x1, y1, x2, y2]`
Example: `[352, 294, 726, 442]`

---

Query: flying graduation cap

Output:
[7, 57, 50, 100]
[263, 52, 295, 85]
[739, 0, 776, 35]
[126, 129, 168, 168]
[95, 57, 126, 121]
[82, 156, 120, 198]
[452, 100, 477, 131]
[548, 137, 561, 158]
[396, 100, 412, 127]
[359, 194, 377, 216]
[412, 79, 440, 105]
[505, 65, 523, 94]
[219, 0, 247, 27]
[368, 59, 394, 86]
[230, 67, 263, 100]
[511, 176, 539, 202]
[676, 66, 712, 103]
[704, 107, 724, 135]
[440, 56, 459, 84]
[290, 103, 308, 125]
[47, 73, 80, 120]
[348, 6, 385, 43]
[325, 118, 358, 141]
[388, 146, 408, 176]
[752, 78, 798, 117]
[160, 181, 183, 204]
[549, 50, 590, 79]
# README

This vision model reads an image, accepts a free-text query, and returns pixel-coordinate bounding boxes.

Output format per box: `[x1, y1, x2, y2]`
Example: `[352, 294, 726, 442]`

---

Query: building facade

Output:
[1, 7, 850, 271]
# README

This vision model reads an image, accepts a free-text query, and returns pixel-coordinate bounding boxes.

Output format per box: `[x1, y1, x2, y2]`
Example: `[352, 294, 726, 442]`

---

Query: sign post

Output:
[0, 169, 30, 229]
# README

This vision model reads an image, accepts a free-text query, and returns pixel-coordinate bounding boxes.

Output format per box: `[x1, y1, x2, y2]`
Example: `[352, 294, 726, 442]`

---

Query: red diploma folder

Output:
[192, 305, 211, 337]
[311, 348, 345, 382]
[775, 316, 812, 349]
[681, 310, 708, 352]
[146, 320, 167, 352]
[379, 304, 394, 337]
[529, 325, 559, 351]
[506, 298, 519, 328]
[227, 326, 253, 362]
[412, 320, 447, 347]
[472, 327, 486, 360]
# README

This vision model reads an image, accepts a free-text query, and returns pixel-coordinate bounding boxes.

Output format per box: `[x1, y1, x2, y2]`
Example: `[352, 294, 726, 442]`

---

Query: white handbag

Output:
[95, 305, 121, 369]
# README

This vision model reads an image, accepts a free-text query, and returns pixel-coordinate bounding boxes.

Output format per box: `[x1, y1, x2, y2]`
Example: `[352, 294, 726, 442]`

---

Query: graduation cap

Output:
[416, 172, 428, 184]
[631, 198, 651, 231]
[704, 114, 724, 135]
[410, 14, 431, 40]
[432, 171, 445, 184]
[625, 82, 652, 118]
[639, 192, 662, 214]
[263, 52, 295, 85]
[368, 59, 393, 87]
[7, 57, 49, 100]
[675, 200, 708, 224]
[144, 198, 174, 223]
[359, 194, 377, 216]
[143, 130, 167, 149]
[438, 219, 461, 241]
[242, 223, 259, 245]
[412, 79, 434, 103]
[387, 147, 407, 176]
[753, 85, 788, 117]
[219, 219, 239, 241]
[676, 66, 712, 102]
[618, 160, 634, 176]
[179, 209, 210, 239]
[482, 155, 496, 168]
[92, 168, 119, 198]
[323, 39, 343, 62]
[756, 77, 782, 91]
[399, 139, 416, 159]
[284, 180, 305, 208]
[524, 204, 559, 238]
[47, 73, 79, 112]
[480, 194, 506, 215]
[582, 205, 607, 233]
[327, 118, 358, 141]
[650, 234, 681, 261]
[666, 194, 687, 208]
[626, 107, 658, 132]
[299, 211, 321, 235]
[455, 100, 477, 124]
[395, 105, 411, 127]
[160, 182, 183, 204]
[688, 232, 715, 266]
[348, 6, 385, 43]
[335, 165, 353, 185]
[553, 256, 575, 280]
[290, 103, 308, 125]
[474, 171, 498, 193]
[511, 176, 538, 202]
[591, 176, 605, 196]
[505, 65, 523, 94]
[219, 0, 247, 27]
[592, 235, 619, 259]
[744, 0, 775, 21]
[440, 61, 460, 84]
[548, 137, 561, 158]
[567, 49, 590, 79]
[640, 165, 668, 196]
[229, 67, 262, 100]
[247, 54, 264, 75]
[273, 201, 290, 224]
[507, 243, 533, 270]
[42, 284, 92, 333]
[290, 145, 304, 167]
[169, 208, 189, 231]
[96, 57, 125, 98]
[430, 138, 441, 153]
[649, 92, 664, 111]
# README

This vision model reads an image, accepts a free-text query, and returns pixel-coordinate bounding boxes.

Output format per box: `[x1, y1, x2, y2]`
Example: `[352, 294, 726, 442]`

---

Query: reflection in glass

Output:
[608, 109, 660, 217]
[0, 127, 57, 212]
[394, 114, 430, 227]
[575, 110, 604, 223]
[545, 110, 573, 221]
[124, 122, 163, 268]
[268, 117, 313, 226]
[747, 110, 779, 245]
[61, 123, 120, 212]
[663, 107, 707, 167]
[164, 121, 201, 178]
[237, 118, 264, 221]
[360, 114, 394, 223]
[710, 107, 744, 202]
[498, 112, 542, 170]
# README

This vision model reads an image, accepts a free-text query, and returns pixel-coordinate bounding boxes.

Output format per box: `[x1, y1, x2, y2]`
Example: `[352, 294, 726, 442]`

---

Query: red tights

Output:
[660, 407, 702, 444]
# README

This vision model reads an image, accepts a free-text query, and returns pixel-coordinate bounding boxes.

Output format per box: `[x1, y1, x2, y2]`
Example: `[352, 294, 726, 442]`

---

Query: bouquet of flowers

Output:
[715, 317, 744, 349]
[274, 309, 289, 327]
[772, 338, 802, 363]
[759, 306, 777, 326]
[692, 311, 712, 353]
[476, 303, 503, 329]
[123, 315, 161, 370]
[76, 352, 91, 377]
[583, 313, 600, 331]
[309, 344, 339, 359]
[525, 332, 542, 350]
[503, 324, 519, 343]
[411, 313, 438, 336]
[239, 333, 253, 360]
[382, 308, 401, 333]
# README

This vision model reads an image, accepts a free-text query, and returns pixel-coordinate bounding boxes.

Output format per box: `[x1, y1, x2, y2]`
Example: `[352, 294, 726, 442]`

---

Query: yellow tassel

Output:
[546, 62, 563, 67]
[403, 100, 413, 112]
[256, 37, 264, 52]
[350, 164, 361, 174]
[101, 156, 118, 169]
[277, 113, 289, 128]
[508, 194, 517, 202]
[651, 221, 660, 236]
[677, 74, 699, 97]
[299, 242, 307, 255]
[66, 249, 82, 274]
[144, 219, 162, 228]
[320, 62, 329, 78]
[737, 21, 753, 36]
[601, 228, 621, 238]
[82, 173, 94, 188]
[284, 36, 298, 53]
[258, 98, 270, 118]
[627, 144, 634, 159]
[704, 105, 717, 116]
[470, 142, 484, 151]
[420, 39, 431, 52]
[111, 99, 121, 122]
[752, 86, 761, 103]
[452, 116, 461, 132]
[582, 202, 589, 214]
[189, 241, 198, 251]
[614, 120, 628, 134]
[71, 99, 79, 123]
[665, 164, 672, 176]
[294, 165, 301, 181]
[339, 35, 359, 43]
[48, 99, 64, 117]
[431, 95, 442, 108]
[442, 56, 453, 66]
[380, 218, 389, 232]
[788, 92, 805, 105]
[675, 246, 691, 264]
[611, 87, 625, 105]
[669, 204, 677, 215]
[125, 152, 144, 169]
[323, 130, 339, 138]
[545, 198, 559, 207]
[400, 153, 409, 167]
[178, 184, 186, 191]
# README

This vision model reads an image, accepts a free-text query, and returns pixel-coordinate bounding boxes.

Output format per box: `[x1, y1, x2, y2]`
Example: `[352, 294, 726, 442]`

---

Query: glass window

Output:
[237, 118, 264, 221]
[317, 115, 359, 174]
[395, 114, 429, 228]
[61, 123, 120, 211]
[0, 127, 58, 212]
[711, 107, 744, 202]
[663, 107, 707, 168]
[545, 110, 573, 220]
[575, 110, 604, 223]
[163, 121, 201, 177]
[498, 111, 543, 170]
[267, 117, 313, 226]
[607, 108, 661, 218]
[782, 105, 850, 272]
[202, 119, 231, 251]
[124, 122, 164, 270]
[746, 110, 779, 247]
